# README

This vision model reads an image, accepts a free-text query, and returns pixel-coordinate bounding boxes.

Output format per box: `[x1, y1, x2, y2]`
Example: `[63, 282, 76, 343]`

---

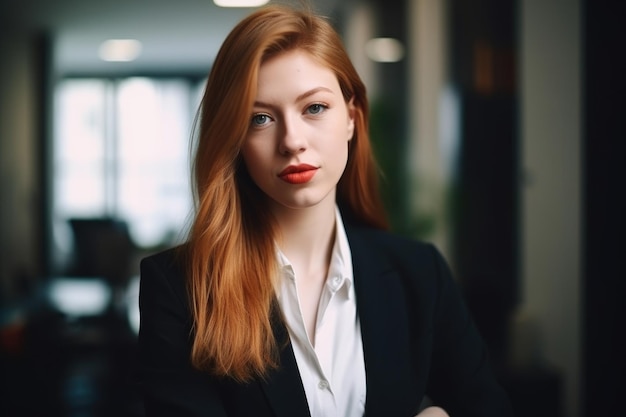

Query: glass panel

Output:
[53, 79, 107, 217]
[116, 78, 193, 248]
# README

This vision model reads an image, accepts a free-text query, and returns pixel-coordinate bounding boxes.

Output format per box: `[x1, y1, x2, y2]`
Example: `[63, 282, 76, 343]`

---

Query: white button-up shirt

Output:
[276, 208, 366, 417]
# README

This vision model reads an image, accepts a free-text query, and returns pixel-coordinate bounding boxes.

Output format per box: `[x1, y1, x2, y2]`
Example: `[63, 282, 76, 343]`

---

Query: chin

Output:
[271, 192, 334, 212]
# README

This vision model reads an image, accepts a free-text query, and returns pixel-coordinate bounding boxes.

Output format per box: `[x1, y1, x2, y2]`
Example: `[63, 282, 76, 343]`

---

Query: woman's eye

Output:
[251, 114, 271, 126]
[306, 103, 327, 115]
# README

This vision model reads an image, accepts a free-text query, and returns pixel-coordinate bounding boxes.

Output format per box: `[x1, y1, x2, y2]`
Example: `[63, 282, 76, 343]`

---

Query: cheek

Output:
[329, 139, 349, 171]
[241, 141, 274, 183]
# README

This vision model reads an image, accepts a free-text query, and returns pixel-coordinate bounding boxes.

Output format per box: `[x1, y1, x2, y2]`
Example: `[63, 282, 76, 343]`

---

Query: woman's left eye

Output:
[306, 103, 327, 115]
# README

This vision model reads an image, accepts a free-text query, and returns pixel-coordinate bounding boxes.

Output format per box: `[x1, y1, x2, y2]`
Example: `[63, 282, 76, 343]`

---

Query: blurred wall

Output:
[582, 1, 626, 415]
[407, 0, 452, 258]
[519, 1, 581, 416]
[0, 32, 43, 303]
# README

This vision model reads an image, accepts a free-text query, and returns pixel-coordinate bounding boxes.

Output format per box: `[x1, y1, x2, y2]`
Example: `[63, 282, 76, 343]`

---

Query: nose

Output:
[277, 116, 307, 155]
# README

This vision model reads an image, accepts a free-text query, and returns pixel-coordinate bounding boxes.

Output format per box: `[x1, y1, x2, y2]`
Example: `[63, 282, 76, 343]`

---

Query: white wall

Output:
[519, 1, 582, 416]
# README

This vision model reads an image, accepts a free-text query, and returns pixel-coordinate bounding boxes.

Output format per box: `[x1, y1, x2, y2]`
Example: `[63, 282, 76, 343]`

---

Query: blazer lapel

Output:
[346, 226, 422, 416]
[258, 305, 311, 417]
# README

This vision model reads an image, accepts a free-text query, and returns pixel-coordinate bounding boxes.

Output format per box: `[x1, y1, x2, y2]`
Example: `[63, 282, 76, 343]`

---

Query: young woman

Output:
[138, 5, 513, 417]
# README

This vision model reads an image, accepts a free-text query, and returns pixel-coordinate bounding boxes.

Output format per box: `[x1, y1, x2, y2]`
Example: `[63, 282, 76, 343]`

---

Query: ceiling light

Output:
[365, 38, 405, 63]
[213, 0, 270, 7]
[99, 39, 142, 62]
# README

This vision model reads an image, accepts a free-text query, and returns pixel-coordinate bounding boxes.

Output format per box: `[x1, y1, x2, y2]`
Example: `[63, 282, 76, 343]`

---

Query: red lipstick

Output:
[278, 164, 318, 184]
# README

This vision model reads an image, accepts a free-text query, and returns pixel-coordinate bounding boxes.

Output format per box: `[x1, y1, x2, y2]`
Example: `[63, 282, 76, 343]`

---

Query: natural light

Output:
[53, 77, 202, 254]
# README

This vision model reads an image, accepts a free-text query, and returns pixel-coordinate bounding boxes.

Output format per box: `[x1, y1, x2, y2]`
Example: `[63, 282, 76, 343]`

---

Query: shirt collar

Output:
[276, 206, 354, 299]
[328, 207, 354, 297]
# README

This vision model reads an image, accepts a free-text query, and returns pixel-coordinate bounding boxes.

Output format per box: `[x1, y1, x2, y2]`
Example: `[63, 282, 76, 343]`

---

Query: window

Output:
[53, 77, 203, 264]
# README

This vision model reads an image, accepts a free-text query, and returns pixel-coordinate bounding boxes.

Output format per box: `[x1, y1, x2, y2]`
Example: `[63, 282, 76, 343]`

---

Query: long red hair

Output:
[186, 4, 388, 382]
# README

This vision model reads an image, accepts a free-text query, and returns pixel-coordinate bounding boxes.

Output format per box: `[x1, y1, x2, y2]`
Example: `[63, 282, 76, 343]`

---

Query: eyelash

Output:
[305, 103, 328, 115]
[250, 103, 329, 127]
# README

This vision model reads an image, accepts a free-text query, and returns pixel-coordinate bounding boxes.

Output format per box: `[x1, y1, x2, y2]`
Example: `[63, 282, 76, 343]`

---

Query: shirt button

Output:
[330, 276, 342, 289]
[318, 380, 329, 390]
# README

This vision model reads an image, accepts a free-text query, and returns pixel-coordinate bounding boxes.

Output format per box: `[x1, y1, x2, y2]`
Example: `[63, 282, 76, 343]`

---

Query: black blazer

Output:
[138, 224, 513, 416]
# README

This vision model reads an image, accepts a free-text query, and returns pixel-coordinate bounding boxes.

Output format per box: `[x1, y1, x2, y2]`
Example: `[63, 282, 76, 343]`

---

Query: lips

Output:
[278, 164, 318, 184]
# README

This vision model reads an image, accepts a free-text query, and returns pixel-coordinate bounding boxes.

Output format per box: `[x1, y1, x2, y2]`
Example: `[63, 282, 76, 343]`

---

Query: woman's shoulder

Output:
[345, 223, 435, 255]
[141, 245, 185, 271]
[344, 223, 447, 274]
[140, 245, 188, 292]
[138, 245, 192, 316]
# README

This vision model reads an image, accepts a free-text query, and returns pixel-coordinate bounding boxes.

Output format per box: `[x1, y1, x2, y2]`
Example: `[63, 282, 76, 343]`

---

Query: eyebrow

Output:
[253, 86, 335, 108]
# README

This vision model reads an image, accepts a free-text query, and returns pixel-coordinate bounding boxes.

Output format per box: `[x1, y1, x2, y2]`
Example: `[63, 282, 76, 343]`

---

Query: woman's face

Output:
[242, 49, 355, 213]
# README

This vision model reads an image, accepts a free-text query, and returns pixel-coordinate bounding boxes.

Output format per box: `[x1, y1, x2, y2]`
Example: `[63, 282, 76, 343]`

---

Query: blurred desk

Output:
[0, 275, 143, 417]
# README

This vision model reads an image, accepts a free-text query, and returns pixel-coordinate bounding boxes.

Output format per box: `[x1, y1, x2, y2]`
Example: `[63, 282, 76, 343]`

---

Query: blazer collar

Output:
[345, 224, 415, 416]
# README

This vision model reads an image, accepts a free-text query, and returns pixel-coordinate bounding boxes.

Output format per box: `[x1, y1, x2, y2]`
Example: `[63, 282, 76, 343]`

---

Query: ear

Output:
[347, 97, 356, 141]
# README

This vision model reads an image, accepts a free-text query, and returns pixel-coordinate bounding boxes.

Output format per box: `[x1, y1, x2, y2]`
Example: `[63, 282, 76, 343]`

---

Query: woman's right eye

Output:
[251, 113, 271, 127]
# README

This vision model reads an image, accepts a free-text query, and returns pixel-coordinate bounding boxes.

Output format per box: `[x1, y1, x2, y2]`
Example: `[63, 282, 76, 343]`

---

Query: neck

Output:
[273, 199, 336, 276]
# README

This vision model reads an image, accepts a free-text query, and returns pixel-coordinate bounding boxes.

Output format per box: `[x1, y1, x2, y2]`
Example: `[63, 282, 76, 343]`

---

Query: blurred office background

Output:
[0, 0, 623, 416]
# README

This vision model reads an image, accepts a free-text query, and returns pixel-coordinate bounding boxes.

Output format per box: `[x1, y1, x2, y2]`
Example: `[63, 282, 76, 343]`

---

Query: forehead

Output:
[256, 50, 340, 94]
